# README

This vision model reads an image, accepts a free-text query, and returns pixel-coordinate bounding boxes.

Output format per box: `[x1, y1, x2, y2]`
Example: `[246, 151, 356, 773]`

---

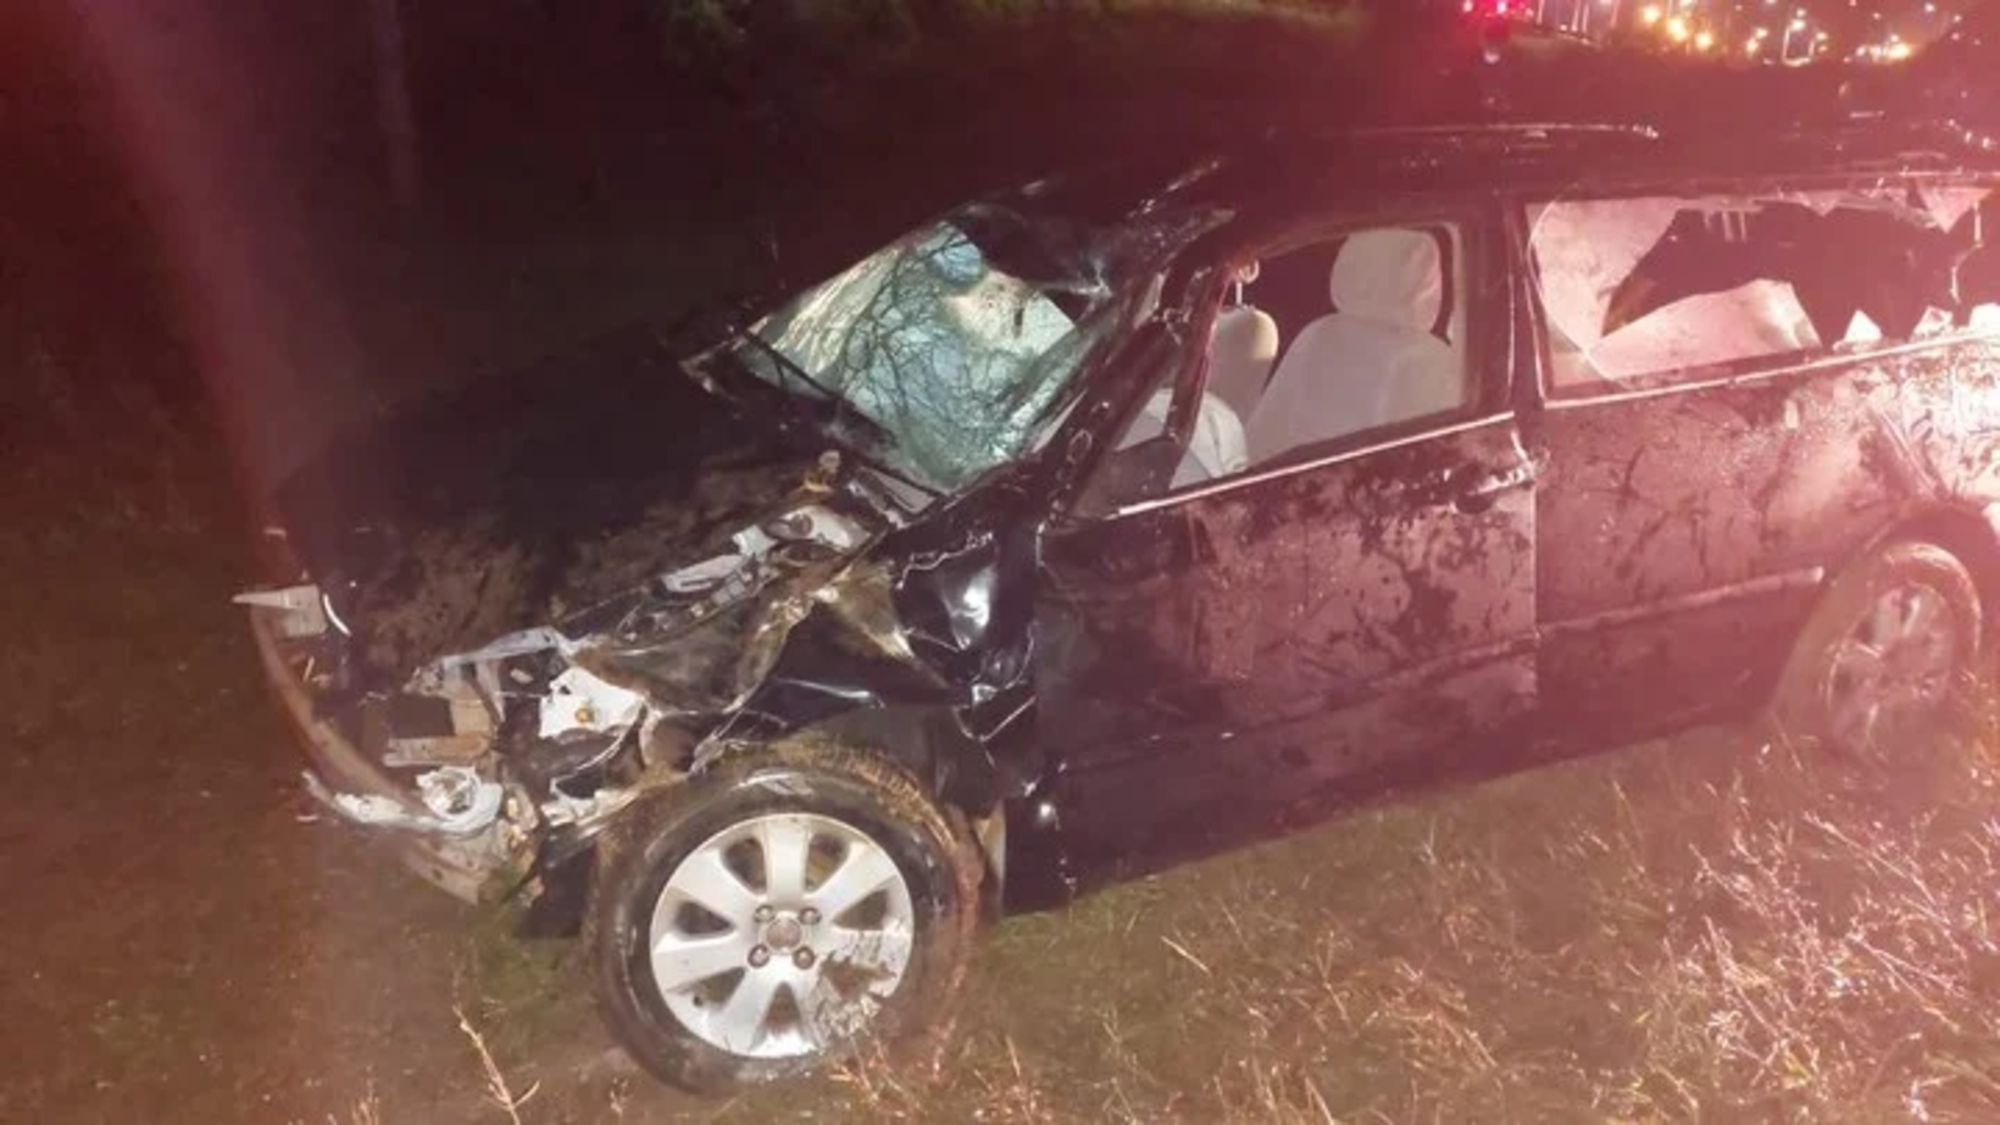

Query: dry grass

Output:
[703, 719, 2000, 1124]
[454, 1005, 543, 1125]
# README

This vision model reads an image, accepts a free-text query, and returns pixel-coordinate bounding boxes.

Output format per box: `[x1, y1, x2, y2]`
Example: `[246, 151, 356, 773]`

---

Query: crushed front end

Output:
[243, 457, 901, 903]
[240, 180, 1227, 910]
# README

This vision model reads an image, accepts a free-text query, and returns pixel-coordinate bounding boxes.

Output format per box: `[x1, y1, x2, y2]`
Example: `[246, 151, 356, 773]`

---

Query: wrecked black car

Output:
[242, 105, 2000, 1090]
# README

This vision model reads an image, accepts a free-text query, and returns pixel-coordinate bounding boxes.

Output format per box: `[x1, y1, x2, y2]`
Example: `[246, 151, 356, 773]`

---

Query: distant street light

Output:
[1781, 15, 1807, 60]
[1694, 28, 1716, 50]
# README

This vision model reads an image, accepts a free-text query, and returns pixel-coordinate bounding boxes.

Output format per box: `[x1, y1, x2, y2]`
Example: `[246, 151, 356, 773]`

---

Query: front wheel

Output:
[1771, 541, 1982, 759]
[586, 741, 980, 1093]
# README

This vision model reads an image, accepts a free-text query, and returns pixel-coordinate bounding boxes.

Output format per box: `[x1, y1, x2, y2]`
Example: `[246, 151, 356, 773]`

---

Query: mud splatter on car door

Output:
[1523, 186, 1996, 747]
[1035, 412, 1540, 873]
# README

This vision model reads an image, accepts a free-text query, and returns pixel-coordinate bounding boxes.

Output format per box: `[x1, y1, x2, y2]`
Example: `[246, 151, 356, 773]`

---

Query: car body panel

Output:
[1528, 343, 2000, 755]
[1037, 413, 1539, 873]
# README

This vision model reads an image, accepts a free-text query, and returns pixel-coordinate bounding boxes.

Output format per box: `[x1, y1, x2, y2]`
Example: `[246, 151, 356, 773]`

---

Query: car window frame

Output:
[1520, 171, 2000, 406]
[1062, 199, 1514, 524]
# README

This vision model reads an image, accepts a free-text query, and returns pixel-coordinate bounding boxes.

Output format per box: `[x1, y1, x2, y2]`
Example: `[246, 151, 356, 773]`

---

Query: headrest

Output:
[1330, 228, 1444, 333]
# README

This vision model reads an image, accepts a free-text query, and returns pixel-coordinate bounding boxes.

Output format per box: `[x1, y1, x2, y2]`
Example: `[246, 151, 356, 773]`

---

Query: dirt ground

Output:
[0, 435, 569, 1123]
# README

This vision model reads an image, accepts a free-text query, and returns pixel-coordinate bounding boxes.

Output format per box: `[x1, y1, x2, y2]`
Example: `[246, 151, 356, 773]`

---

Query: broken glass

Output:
[1531, 184, 1997, 391]
[716, 203, 1222, 492]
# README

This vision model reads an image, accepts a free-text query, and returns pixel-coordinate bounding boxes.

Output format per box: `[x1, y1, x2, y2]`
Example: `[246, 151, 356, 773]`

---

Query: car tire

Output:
[1770, 540, 1982, 759]
[585, 738, 980, 1093]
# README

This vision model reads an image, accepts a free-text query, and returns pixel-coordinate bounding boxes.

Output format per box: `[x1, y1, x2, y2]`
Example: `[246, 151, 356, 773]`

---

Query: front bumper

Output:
[247, 608, 507, 902]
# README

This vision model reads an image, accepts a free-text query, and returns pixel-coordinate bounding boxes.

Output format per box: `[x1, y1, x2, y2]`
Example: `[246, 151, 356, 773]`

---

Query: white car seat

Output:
[1246, 229, 1464, 465]
[1123, 386, 1248, 488]
[1205, 305, 1280, 418]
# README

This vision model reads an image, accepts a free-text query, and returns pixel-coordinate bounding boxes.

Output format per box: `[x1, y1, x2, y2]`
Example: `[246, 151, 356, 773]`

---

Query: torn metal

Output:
[304, 766, 504, 836]
[243, 186, 1219, 902]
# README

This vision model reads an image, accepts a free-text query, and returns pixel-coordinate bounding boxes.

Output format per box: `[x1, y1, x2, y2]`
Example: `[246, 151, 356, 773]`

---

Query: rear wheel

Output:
[1772, 541, 1982, 759]
[586, 741, 979, 1092]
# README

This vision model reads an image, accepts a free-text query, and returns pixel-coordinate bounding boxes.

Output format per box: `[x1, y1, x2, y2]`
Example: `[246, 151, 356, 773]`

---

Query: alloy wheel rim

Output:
[1822, 581, 1960, 755]
[647, 812, 915, 1059]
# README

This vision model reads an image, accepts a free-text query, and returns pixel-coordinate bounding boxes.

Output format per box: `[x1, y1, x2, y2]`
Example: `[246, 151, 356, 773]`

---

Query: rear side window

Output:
[1528, 183, 1999, 394]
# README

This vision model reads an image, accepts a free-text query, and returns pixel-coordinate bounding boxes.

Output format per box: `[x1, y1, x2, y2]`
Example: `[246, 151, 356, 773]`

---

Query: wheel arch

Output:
[1856, 502, 2000, 651]
[780, 705, 1012, 909]
[794, 706, 1002, 813]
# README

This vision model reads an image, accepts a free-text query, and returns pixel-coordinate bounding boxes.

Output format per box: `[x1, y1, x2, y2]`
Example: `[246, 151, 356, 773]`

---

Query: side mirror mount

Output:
[1070, 434, 1181, 519]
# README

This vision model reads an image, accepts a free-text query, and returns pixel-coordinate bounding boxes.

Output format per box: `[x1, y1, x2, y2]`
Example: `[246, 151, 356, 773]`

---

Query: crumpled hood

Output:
[270, 325, 832, 682]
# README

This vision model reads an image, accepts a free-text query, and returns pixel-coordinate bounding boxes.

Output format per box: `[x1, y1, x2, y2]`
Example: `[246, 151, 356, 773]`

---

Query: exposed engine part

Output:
[540, 666, 645, 741]
[375, 676, 496, 768]
[539, 786, 642, 829]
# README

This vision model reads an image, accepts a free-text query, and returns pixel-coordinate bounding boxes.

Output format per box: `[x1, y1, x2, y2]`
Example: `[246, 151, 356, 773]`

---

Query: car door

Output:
[1032, 208, 1540, 876]
[1518, 180, 1994, 748]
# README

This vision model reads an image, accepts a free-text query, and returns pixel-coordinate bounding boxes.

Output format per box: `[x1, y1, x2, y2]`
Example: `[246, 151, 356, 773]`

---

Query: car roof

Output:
[1136, 110, 1997, 222]
[1063, 26, 2000, 215]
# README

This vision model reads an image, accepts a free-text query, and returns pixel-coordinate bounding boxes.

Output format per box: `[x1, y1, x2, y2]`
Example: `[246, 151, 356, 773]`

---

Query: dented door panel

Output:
[1034, 504, 1216, 756]
[1037, 417, 1539, 872]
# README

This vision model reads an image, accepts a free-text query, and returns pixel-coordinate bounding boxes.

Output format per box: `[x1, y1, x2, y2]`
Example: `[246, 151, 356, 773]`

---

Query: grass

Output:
[672, 720, 2000, 1124]
[455, 900, 601, 1071]
[654, 0, 1354, 58]
[646, 0, 1374, 130]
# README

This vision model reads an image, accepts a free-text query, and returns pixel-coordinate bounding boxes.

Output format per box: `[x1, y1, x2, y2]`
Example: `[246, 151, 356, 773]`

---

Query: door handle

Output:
[1448, 458, 1539, 514]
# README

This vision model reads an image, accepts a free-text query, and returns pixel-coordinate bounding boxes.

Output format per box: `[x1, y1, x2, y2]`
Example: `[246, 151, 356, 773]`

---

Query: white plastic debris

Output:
[232, 584, 329, 638]
[538, 666, 646, 740]
[660, 551, 750, 593]
[303, 766, 503, 836]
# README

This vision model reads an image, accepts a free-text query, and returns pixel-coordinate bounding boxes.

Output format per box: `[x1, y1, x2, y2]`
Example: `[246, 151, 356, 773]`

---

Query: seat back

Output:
[1205, 306, 1280, 418]
[1246, 230, 1463, 464]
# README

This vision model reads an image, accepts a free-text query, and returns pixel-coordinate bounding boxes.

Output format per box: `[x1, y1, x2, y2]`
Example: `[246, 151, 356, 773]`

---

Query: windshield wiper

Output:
[725, 332, 940, 499]
[731, 332, 895, 443]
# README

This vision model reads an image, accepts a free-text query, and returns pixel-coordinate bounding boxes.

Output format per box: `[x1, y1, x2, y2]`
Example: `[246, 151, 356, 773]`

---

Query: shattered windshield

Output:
[716, 202, 1208, 491]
